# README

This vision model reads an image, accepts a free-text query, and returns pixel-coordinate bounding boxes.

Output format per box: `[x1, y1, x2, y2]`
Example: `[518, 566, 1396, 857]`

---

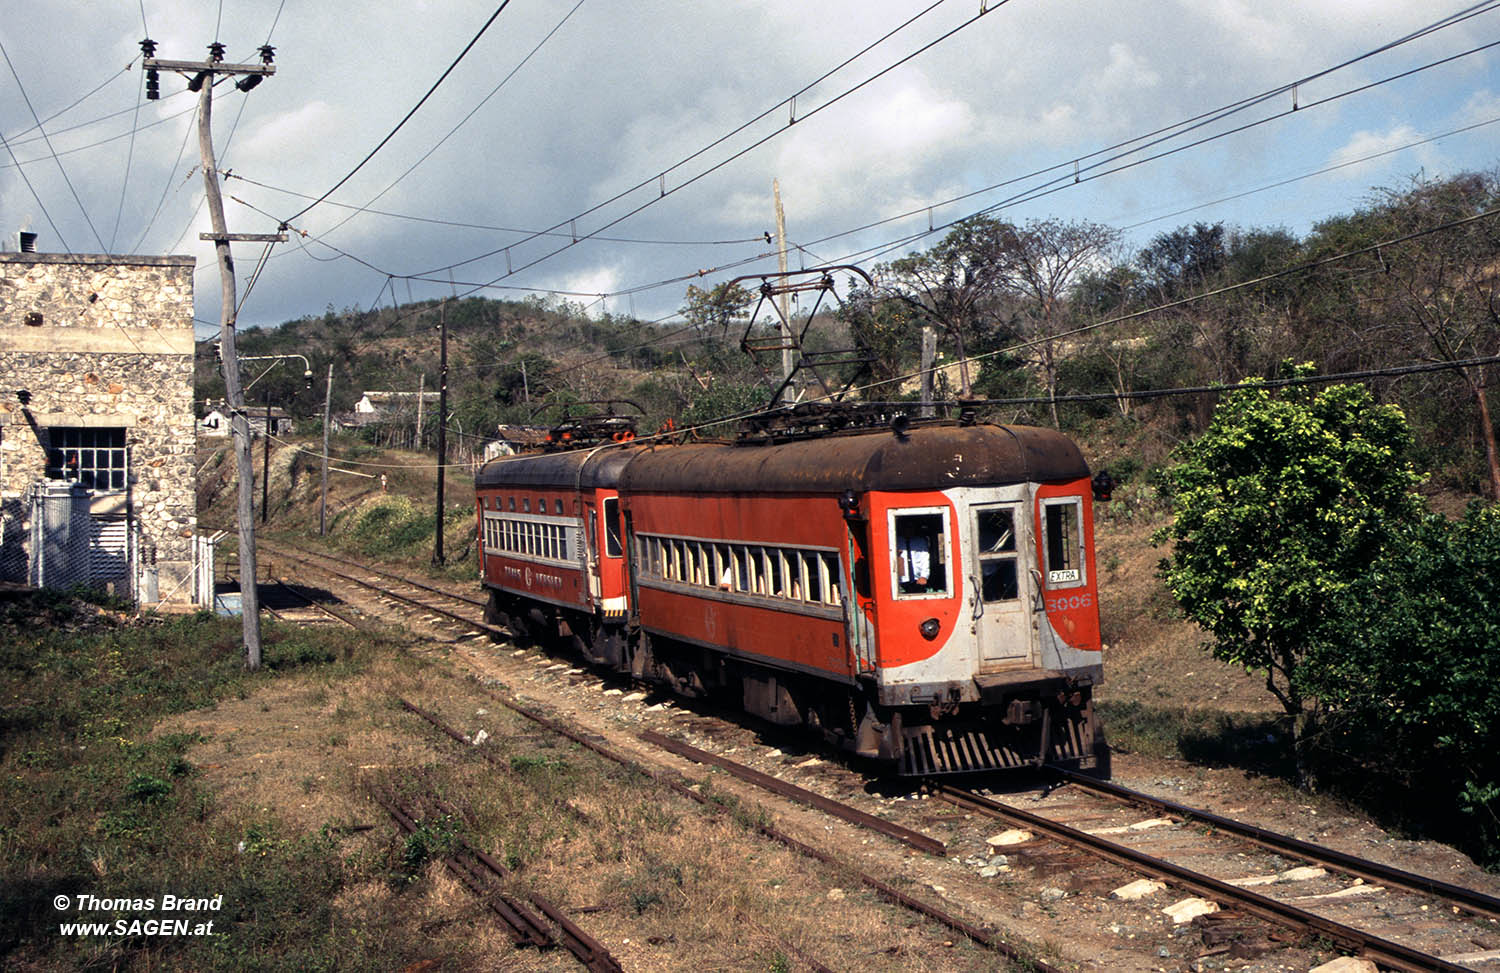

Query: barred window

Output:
[46, 427, 126, 492]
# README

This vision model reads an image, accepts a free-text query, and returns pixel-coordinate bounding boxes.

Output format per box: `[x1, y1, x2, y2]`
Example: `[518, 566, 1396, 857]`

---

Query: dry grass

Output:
[1093, 502, 1277, 715]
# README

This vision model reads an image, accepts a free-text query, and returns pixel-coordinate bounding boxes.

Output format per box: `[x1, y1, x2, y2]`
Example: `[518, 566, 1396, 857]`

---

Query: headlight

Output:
[919, 618, 940, 640]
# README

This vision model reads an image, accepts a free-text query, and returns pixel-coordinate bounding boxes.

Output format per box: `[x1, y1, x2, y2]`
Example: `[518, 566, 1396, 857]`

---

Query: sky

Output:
[2, 0, 1498, 341]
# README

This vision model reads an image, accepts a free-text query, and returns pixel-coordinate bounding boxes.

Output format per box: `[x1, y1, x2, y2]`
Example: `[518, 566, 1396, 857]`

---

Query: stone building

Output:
[0, 250, 198, 603]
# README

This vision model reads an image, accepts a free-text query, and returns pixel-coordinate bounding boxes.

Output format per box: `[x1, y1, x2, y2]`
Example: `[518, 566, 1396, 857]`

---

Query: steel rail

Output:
[271, 547, 1056, 967]
[240, 532, 489, 609]
[370, 789, 554, 948]
[270, 577, 368, 630]
[931, 783, 1472, 973]
[373, 788, 623, 972]
[640, 729, 947, 856]
[269, 546, 503, 639]
[470, 684, 1062, 971]
[1055, 768, 1500, 922]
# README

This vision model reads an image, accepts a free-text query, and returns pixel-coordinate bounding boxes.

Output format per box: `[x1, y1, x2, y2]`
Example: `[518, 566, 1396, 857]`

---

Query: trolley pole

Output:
[148, 42, 281, 670]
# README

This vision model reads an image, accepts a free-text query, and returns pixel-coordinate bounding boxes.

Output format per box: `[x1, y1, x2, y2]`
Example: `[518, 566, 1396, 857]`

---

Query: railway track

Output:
[369, 785, 623, 972]
[258, 535, 1500, 971]
[931, 782, 1492, 973]
[261, 537, 1060, 968]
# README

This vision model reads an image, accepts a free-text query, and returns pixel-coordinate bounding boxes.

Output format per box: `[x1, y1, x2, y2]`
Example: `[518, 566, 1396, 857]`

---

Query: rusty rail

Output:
[370, 787, 622, 972]
[1055, 768, 1500, 922]
[640, 729, 945, 856]
[470, 683, 1062, 972]
[932, 782, 1471, 973]
[253, 534, 487, 608]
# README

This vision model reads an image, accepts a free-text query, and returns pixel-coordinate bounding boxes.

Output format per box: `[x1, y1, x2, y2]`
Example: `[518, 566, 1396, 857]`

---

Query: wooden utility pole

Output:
[320, 363, 333, 536]
[261, 394, 272, 523]
[773, 179, 794, 403]
[432, 305, 448, 566]
[151, 43, 280, 670]
[920, 325, 937, 418]
[415, 374, 425, 450]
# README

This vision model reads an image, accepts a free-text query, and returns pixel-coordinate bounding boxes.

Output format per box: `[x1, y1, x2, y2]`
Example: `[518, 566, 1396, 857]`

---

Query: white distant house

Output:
[199, 405, 294, 438]
[199, 408, 231, 438]
[354, 391, 439, 414]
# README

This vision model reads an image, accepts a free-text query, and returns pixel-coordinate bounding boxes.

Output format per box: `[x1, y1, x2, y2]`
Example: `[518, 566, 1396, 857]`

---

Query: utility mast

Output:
[773, 179, 794, 403]
[146, 41, 281, 670]
[432, 304, 448, 566]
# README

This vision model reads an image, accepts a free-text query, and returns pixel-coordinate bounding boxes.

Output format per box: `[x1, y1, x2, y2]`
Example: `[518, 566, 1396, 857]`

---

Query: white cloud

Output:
[1328, 124, 1444, 178]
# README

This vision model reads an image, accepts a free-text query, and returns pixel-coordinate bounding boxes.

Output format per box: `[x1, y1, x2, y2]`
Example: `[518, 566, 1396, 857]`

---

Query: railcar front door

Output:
[969, 503, 1033, 666]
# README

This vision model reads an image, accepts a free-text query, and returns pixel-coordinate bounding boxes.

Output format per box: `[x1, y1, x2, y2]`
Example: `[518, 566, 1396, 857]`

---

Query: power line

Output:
[279, 0, 1499, 332]
[0, 99, 196, 165]
[808, 31, 1500, 269]
[225, 173, 765, 245]
[0, 61, 143, 147]
[825, 204, 1500, 408]
[282, 1, 515, 226]
[306, 0, 590, 247]
[0, 36, 107, 251]
[410, 0, 1005, 283]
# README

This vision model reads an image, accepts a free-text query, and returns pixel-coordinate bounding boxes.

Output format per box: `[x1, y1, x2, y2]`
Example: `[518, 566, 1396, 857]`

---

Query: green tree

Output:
[1154, 370, 1426, 784]
[875, 216, 1014, 397]
[1314, 504, 1500, 857]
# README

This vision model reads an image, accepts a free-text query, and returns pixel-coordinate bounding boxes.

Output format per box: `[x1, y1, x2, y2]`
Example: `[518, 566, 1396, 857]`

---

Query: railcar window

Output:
[893, 512, 949, 597]
[1044, 499, 1083, 586]
[603, 498, 623, 557]
[822, 553, 843, 606]
[801, 552, 822, 603]
[732, 546, 749, 592]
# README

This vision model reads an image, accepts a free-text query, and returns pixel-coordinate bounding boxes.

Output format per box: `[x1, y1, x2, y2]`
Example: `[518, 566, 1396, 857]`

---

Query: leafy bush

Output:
[1154, 372, 1425, 782]
[1311, 504, 1500, 862]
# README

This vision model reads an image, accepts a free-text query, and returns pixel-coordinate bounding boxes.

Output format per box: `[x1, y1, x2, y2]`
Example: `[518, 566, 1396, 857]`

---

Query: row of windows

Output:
[482, 493, 569, 516]
[637, 534, 844, 609]
[483, 515, 576, 563]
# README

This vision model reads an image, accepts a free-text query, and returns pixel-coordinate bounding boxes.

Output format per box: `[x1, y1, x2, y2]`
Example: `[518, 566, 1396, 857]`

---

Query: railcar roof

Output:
[475, 444, 638, 490]
[619, 423, 1088, 494]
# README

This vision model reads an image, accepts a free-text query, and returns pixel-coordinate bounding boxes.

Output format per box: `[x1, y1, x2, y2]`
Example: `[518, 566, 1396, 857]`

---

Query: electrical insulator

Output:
[258, 44, 275, 64]
[207, 42, 226, 62]
[140, 38, 160, 100]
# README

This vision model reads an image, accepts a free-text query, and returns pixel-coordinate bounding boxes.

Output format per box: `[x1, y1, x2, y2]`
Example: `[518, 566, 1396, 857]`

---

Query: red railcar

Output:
[476, 445, 635, 667]
[476, 420, 1107, 776]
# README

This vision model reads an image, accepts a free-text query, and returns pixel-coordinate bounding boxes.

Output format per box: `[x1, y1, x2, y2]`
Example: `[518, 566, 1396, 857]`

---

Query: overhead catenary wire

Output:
[227, 1, 1009, 349]
[0, 35, 107, 252]
[363, 0, 1500, 300]
[281, 0, 516, 227]
[247, 0, 1499, 335]
[405, 0, 1010, 288]
[303, 0, 590, 247]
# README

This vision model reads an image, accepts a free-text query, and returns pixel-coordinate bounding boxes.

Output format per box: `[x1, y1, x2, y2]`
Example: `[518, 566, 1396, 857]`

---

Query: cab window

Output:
[1043, 498, 1083, 586]
[602, 498, 623, 557]
[892, 511, 948, 598]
